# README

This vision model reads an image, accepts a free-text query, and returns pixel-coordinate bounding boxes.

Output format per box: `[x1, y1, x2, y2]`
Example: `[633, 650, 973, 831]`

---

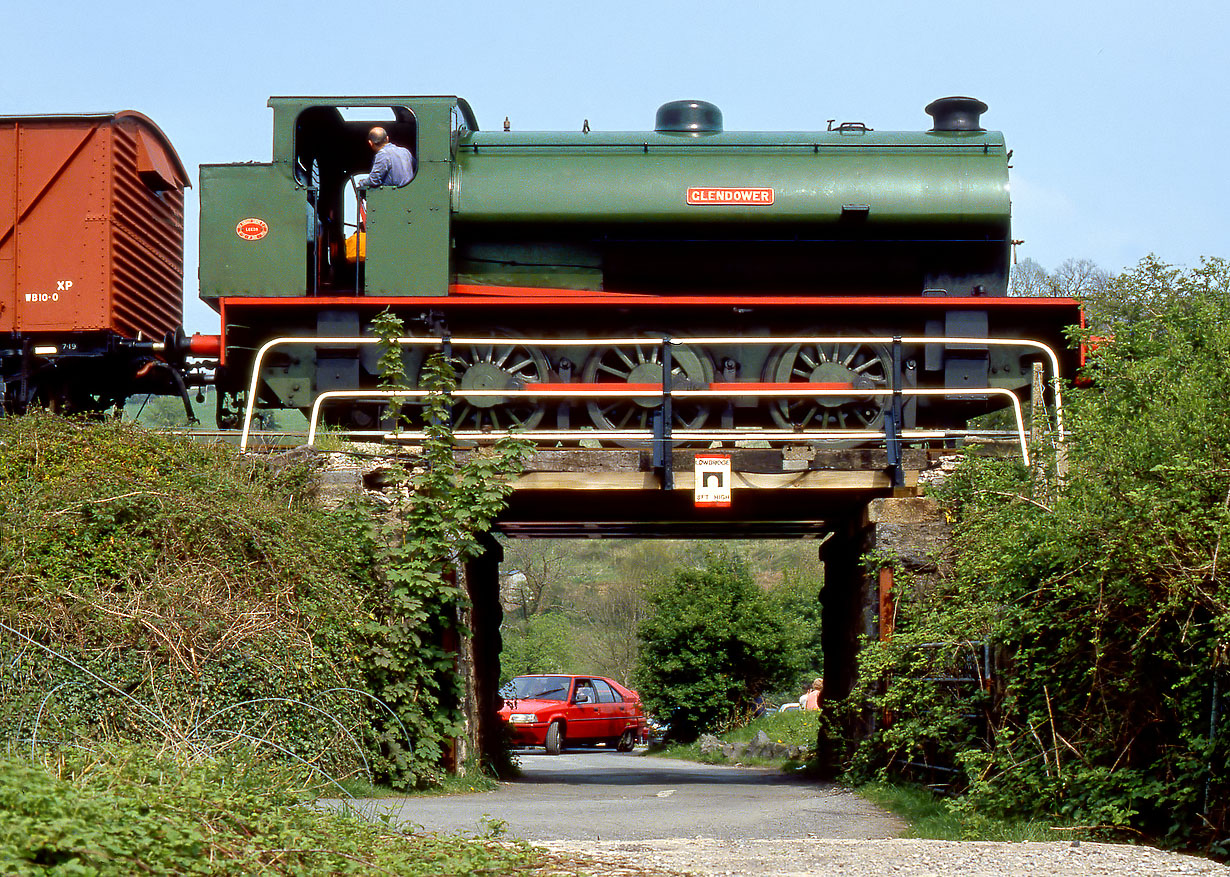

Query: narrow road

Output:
[380, 749, 903, 842]
[347, 749, 1230, 876]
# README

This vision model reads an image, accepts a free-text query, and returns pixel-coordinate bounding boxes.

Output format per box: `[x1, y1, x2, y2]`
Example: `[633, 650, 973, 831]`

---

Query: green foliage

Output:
[500, 613, 576, 683]
[858, 781, 1065, 842]
[2, 345, 532, 793]
[763, 567, 826, 698]
[1, 308, 536, 799]
[848, 257, 1230, 851]
[123, 387, 209, 427]
[633, 551, 807, 741]
[360, 311, 533, 788]
[728, 707, 825, 751]
[653, 708, 824, 764]
[0, 746, 556, 875]
[0, 413, 379, 775]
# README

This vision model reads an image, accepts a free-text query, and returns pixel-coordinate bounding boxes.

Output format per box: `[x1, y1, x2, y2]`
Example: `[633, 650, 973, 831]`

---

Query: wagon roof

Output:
[0, 110, 189, 188]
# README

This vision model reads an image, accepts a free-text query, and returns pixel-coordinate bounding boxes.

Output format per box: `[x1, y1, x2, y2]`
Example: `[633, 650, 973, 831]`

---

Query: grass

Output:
[336, 772, 502, 799]
[857, 780, 1084, 843]
[0, 746, 575, 876]
[649, 709, 821, 767]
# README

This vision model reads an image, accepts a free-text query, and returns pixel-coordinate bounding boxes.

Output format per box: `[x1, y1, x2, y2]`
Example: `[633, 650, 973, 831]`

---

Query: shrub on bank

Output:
[0, 413, 381, 779]
[843, 258, 1230, 853]
[0, 746, 553, 875]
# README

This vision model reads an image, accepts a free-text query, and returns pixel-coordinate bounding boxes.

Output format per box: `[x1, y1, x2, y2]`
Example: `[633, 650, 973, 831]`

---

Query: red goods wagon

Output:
[0, 112, 191, 411]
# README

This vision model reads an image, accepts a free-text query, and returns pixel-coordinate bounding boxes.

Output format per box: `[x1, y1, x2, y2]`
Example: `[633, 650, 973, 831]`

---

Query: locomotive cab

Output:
[293, 104, 423, 294]
[200, 95, 465, 302]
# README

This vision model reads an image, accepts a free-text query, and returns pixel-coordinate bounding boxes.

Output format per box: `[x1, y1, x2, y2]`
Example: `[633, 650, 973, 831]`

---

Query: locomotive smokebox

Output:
[655, 100, 723, 134]
[925, 96, 988, 132]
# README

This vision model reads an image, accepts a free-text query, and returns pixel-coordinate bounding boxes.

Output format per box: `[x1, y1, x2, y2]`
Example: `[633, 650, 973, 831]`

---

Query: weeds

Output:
[0, 744, 553, 876]
[858, 780, 1084, 843]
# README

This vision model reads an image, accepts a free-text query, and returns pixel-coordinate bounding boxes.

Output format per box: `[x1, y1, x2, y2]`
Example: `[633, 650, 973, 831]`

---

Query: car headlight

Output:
[508, 713, 538, 724]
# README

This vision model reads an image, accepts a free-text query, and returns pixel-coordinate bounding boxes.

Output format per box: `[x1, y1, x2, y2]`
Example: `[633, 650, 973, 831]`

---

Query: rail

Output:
[239, 334, 1065, 478]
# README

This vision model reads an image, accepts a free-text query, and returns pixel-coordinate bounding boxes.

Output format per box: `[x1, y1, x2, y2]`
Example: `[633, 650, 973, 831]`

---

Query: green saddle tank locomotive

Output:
[204, 95, 1080, 439]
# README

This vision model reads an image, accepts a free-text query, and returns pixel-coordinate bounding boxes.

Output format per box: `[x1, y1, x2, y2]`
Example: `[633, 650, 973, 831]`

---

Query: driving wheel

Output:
[449, 338, 550, 431]
[764, 337, 891, 432]
[582, 341, 713, 441]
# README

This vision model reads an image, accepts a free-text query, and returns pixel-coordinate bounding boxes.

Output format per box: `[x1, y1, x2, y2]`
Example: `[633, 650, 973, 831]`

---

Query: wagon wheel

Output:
[764, 338, 890, 432]
[582, 341, 713, 439]
[449, 339, 550, 432]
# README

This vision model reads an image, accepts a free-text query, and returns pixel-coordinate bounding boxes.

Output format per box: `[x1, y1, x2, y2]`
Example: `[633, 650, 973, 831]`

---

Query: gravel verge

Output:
[542, 837, 1230, 876]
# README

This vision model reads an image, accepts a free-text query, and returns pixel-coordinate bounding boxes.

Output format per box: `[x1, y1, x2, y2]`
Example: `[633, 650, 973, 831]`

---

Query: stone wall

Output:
[820, 496, 951, 700]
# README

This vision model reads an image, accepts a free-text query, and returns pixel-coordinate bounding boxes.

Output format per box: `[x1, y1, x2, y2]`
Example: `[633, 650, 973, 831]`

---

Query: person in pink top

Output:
[802, 677, 824, 710]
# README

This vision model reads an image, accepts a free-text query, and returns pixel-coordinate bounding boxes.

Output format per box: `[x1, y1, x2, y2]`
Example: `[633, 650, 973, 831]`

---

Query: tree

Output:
[499, 613, 575, 683]
[500, 539, 569, 620]
[633, 551, 804, 741]
[764, 567, 826, 698]
[1007, 257, 1053, 297]
[1050, 257, 1111, 298]
[1008, 256, 1111, 299]
[572, 576, 649, 686]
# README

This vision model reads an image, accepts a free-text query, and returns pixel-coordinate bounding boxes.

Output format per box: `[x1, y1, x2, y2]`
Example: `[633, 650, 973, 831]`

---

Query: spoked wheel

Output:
[449, 339, 550, 432]
[764, 338, 891, 432]
[582, 341, 713, 441]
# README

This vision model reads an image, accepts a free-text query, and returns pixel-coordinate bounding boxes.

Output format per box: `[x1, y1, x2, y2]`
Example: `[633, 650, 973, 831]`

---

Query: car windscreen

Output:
[509, 676, 571, 701]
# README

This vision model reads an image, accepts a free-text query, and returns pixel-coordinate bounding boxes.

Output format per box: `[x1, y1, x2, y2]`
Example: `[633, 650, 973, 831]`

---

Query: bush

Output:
[3, 365, 531, 789]
[0, 414, 381, 778]
[847, 257, 1230, 851]
[633, 551, 804, 741]
[0, 745, 555, 875]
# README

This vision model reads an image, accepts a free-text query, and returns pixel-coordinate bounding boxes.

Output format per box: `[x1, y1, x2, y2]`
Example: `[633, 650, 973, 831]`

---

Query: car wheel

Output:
[545, 721, 564, 755]
[617, 729, 636, 752]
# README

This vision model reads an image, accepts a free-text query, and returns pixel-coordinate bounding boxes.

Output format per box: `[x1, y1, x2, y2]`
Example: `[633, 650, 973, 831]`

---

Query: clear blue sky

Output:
[6, 0, 1226, 333]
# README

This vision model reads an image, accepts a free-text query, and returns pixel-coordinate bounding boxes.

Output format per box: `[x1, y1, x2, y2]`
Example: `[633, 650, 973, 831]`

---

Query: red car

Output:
[499, 674, 647, 755]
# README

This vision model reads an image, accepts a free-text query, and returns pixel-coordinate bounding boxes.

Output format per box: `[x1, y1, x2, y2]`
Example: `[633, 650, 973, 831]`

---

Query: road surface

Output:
[343, 749, 1230, 876]
[369, 748, 902, 841]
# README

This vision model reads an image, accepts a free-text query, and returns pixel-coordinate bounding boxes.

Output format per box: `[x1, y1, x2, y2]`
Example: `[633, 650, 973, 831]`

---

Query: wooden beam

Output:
[512, 468, 917, 491]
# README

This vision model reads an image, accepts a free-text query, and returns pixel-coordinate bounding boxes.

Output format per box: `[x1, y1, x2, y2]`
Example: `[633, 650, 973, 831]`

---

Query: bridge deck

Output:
[494, 447, 932, 539]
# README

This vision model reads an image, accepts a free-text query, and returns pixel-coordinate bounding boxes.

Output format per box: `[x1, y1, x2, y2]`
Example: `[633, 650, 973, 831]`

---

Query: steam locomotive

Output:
[2, 96, 1080, 441]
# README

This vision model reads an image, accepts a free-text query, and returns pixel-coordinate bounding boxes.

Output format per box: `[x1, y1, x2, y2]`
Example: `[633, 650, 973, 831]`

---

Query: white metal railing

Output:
[302, 387, 1031, 464]
[239, 333, 1065, 465]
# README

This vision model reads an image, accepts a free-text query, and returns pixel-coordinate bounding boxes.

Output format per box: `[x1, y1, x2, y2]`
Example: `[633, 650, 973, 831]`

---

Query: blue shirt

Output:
[363, 143, 415, 188]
